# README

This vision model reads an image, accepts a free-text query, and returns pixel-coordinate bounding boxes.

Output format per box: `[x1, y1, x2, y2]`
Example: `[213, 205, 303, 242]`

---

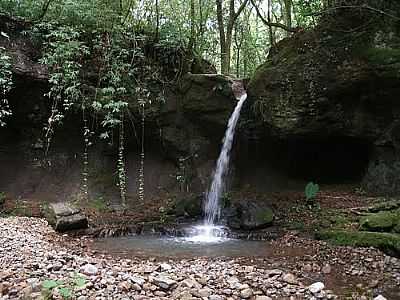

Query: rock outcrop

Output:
[248, 1, 400, 194]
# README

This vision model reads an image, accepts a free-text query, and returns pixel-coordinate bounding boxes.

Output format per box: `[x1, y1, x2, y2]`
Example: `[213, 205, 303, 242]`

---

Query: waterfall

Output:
[203, 91, 247, 226]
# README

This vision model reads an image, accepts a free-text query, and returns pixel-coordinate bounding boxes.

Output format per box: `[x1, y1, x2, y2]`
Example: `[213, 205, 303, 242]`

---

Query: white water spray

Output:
[203, 92, 247, 226]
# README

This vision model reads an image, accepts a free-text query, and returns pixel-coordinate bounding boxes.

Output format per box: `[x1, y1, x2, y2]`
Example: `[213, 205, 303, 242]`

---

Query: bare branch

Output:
[250, 0, 296, 32]
[233, 0, 250, 21]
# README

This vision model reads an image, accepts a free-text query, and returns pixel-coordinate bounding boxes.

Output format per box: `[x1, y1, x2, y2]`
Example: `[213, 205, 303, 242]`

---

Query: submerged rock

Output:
[45, 202, 88, 232]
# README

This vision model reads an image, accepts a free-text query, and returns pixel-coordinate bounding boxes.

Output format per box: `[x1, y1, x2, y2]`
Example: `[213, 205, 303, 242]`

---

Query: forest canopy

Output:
[0, 0, 374, 77]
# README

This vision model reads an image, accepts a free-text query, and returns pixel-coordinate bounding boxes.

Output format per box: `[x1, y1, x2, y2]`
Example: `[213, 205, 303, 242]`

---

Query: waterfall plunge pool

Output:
[90, 224, 283, 258]
[91, 235, 277, 259]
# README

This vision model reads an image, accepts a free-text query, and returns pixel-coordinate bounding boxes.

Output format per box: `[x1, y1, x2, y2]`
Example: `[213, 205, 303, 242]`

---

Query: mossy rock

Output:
[238, 201, 274, 230]
[316, 230, 400, 256]
[360, 210, 400, 232]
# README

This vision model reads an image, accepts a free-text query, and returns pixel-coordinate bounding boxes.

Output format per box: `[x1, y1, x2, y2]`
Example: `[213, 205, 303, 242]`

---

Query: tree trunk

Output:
[283, 0, 292, 35]
[216, 0, 248, 74]
[188, 0, 196, 52]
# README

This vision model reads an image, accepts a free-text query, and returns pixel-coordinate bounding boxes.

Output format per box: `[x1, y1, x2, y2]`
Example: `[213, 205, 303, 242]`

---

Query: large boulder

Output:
[45, 202, 88, 232]
[226, 200, 274, 230]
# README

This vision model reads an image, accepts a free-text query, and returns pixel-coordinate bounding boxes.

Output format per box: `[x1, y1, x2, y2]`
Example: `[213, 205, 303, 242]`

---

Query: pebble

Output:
[308, 282, 325, 294]
[240, 288, 253, 298]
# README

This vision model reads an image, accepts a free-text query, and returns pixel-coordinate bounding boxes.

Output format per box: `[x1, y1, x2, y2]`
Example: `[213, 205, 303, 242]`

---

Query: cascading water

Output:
[204, 92, 247, 225]
[188, 82, 247, 243]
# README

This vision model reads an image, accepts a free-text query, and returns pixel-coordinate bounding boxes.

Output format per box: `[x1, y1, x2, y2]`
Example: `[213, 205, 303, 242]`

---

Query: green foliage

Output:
[305, 182, 319, 202]
[38, 24, 89, 152]
[41, 274, 86, 300]
[0, 45, 13, 127]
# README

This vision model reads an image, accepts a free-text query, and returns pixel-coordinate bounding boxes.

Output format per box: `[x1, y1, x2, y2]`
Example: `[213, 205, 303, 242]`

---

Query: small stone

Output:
[196, 288, 211, 297]
[282, 273, 298, 285]
[154, 291, 167, 297]
[153, 275, 176, 289]
[240, 288, 253, 299]
[322, 264, 331, 274]
[209, 295, 223, 300]
[267, 269, 283, 277]
[303, 264, 313, 272]
[255, 296, 273, 300]
[118, 281, 131, 292]
[129, 275, 146, 286]
[80, 264, 98, 276]
[309, 282, 325, 294]
[160, 263, 172, 271]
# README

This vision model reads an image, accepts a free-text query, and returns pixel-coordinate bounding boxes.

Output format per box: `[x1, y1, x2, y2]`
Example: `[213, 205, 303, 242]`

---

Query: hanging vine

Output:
[81, 104, 91, 202]
[118, 112, 127, 206]
[138, 102, 145, 203]
[0, 46, 13, 127]
[39, 25, 89, 155]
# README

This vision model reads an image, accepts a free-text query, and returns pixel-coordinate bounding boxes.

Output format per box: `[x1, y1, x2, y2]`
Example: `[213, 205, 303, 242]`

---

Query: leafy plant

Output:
[41, 274, 86, 300]
[305, 182, 319, 203]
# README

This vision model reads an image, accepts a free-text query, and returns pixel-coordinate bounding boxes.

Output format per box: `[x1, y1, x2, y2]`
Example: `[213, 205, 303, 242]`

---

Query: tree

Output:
[216, 0, 249, 74]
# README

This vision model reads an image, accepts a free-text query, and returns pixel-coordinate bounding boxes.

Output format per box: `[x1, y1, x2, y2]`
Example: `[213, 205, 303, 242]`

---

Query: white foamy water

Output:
[183, 225, 228, 243]
[203, 92, 247, 227]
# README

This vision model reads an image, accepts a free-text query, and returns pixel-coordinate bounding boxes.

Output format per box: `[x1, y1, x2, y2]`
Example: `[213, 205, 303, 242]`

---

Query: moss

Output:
[360, 210, 400, 232]
[363, 47, 400, 65]
[316, 230, 400, 256]
[256, 209, 274, 224]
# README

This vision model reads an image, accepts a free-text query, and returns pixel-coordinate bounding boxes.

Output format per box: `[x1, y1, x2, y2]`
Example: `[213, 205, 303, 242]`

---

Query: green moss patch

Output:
[360, 210, 400, 232]
[316, 230, 400, 256]
[256, 209, 274, 224]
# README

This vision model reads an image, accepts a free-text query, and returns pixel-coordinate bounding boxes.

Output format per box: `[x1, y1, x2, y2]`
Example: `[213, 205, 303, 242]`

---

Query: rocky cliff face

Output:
[248, 1, 400, 195]
[0, 15, 243, 205]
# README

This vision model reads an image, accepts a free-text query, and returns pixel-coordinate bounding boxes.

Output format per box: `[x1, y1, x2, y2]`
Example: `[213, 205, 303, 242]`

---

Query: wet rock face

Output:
[247, 4, 400, 194]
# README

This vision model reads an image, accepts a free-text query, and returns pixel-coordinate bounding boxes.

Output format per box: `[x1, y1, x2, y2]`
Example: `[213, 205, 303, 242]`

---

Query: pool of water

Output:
[91, 235, 275, 258]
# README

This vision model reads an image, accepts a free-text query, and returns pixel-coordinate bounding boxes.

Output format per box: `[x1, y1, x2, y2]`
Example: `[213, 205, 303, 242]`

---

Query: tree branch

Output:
[233, 0, 249, 21]
[250, 0, 296, 32]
